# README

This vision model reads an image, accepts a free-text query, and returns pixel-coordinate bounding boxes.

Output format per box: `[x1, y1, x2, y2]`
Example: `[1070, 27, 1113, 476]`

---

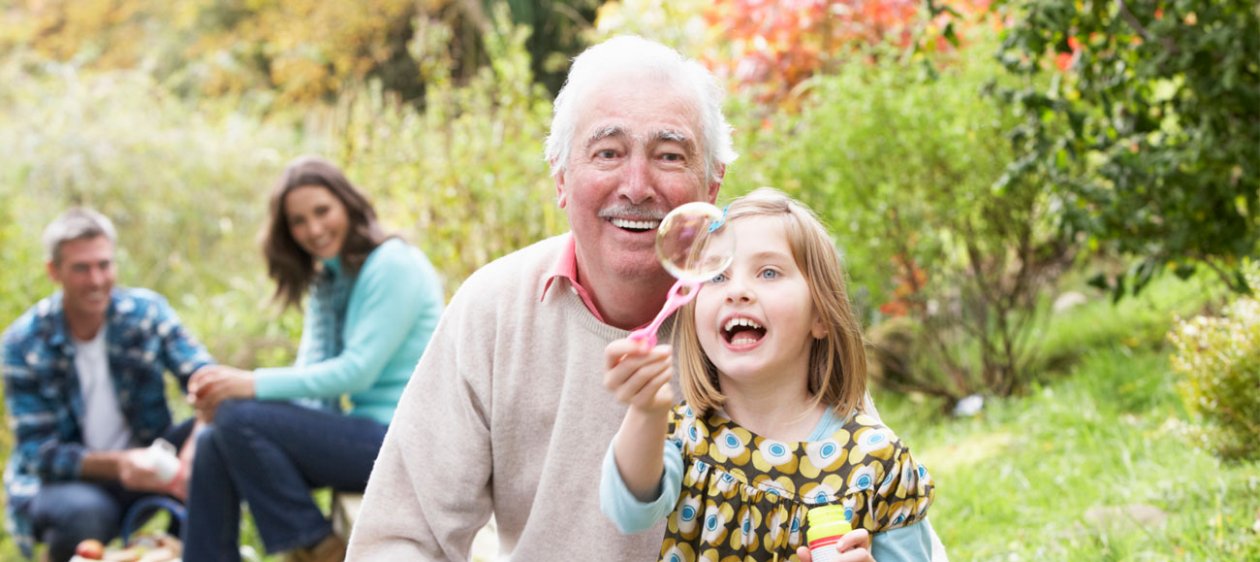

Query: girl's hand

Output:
[603, 337, 675, 415]
[795, 528, 875, 561]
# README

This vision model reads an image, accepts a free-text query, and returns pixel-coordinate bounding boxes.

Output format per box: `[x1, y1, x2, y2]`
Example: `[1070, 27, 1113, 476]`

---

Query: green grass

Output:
[878, 276, 1260, 560]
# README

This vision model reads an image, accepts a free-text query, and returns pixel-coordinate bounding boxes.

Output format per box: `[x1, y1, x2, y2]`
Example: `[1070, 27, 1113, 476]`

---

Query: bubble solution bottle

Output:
[805, 505, 853, 562]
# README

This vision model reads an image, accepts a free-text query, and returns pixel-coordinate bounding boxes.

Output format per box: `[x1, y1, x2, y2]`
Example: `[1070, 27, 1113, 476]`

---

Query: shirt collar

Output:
[321, 255, 343, 276]
[541, 233, 605, 323]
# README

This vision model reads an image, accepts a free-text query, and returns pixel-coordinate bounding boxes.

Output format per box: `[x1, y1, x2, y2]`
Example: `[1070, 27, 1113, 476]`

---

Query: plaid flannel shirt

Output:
[2, 288, 212, 556]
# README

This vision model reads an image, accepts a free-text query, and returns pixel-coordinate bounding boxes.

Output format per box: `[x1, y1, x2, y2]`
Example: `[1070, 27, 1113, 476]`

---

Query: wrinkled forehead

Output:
[571, 70, 702, 132]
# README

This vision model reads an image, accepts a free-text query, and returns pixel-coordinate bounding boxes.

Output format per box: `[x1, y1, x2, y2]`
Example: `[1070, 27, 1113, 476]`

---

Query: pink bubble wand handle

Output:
[628, 278, 701, 348]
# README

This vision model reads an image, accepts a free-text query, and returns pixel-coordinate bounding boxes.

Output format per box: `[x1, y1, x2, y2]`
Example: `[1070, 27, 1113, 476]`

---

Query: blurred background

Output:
[0, 0, 1257, 559]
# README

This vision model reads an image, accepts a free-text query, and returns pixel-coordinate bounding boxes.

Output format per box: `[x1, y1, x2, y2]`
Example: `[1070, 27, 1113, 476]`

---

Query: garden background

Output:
[1, 0, 1257, 560]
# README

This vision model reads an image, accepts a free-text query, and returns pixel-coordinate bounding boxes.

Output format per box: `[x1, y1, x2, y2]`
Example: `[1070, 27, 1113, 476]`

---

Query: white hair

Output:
[42, 207, 116, 264]
[544, 35, 737, 184]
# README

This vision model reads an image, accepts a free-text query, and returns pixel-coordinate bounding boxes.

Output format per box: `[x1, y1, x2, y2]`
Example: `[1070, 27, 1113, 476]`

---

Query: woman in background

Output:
[182, 156, 444, 562]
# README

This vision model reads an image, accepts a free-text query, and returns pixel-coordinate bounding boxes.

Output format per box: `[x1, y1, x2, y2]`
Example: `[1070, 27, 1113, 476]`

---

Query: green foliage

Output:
[492, 0, 600, 96]
[1031, 269, 1226, 373]
[1169, 266, 1260, 461]
[725, 35, 1074, 401]
[587, 0, 710, 53]
[995, 0, 1260, 296]
[333, 12, 564, 290]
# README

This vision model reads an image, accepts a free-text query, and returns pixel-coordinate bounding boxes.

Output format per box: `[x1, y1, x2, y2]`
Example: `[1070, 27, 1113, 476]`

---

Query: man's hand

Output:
[117, 449, 174, 494]
[795, 528, 876, 561]
[603, 338, 675, 416]
[188, 365, 255, 419]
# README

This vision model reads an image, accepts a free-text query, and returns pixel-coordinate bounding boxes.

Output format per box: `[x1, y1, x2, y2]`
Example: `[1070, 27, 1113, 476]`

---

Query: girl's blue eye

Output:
[759, 268, 780, 279]
[710, 272, 727, 283]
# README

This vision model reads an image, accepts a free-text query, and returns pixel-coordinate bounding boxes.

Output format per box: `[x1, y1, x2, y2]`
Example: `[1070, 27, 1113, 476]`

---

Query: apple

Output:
[74, 538, 105, 560]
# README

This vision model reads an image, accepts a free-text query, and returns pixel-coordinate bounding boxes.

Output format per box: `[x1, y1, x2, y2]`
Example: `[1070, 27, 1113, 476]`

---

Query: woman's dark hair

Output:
[262, 156, 389, 308]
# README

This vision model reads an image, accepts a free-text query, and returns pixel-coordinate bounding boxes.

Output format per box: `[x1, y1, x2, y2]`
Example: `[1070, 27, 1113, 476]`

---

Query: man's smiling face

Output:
[48, 235, 116, 326]
[555, 78, 717, 286]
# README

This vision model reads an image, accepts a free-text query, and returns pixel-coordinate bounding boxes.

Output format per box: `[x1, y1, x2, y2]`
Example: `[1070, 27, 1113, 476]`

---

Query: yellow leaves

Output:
[8, 0, 424, 107]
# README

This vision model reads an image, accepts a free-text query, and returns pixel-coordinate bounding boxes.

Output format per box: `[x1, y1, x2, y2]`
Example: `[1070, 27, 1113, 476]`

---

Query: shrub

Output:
[1169, 268, 1260, 461]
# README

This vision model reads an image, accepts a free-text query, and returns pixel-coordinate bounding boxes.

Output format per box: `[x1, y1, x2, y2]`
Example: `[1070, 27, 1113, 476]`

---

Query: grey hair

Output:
[544, 35, 737, 185]
[42, 207, 117, 264]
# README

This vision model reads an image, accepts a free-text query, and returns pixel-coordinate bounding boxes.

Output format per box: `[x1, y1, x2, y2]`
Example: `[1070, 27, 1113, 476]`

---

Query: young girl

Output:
[600, 188, 935, 561]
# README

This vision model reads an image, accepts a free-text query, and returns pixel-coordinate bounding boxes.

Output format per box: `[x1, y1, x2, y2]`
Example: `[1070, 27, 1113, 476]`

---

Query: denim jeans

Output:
[181, 400, 388, 562]
[26, 421, 193, 562]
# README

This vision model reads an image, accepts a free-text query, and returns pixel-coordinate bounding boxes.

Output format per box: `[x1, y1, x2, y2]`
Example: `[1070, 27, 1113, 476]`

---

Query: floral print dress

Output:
[658, 403, 935, 561]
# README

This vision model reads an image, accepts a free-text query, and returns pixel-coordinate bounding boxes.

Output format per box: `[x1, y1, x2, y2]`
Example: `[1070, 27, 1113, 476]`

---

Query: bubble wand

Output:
[628, 202, 733, 347]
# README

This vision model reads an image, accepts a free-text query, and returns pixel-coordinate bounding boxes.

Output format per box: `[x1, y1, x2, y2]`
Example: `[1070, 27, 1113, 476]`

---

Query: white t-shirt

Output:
[74, 329, 133, 451]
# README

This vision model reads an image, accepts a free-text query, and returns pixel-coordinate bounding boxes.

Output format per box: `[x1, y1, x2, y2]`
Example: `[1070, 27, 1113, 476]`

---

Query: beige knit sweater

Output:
[348, 234, 666, 561]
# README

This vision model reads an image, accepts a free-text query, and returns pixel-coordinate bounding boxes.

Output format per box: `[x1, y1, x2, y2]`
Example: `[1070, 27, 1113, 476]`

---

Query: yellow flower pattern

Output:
[658, 403, 935, 561]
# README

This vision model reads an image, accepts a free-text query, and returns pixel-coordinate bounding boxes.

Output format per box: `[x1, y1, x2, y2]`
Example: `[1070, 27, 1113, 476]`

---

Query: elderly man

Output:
[348, 36, 734, 559]
[3, 208, 212, 561]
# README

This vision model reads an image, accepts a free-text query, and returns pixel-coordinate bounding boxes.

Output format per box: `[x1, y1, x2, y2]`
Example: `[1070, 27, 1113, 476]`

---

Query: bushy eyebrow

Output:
[583, 126, 698, 160]
[657, 129, 688, 143]
[655, 129, 698, 158]
[585, 126, 626, 149]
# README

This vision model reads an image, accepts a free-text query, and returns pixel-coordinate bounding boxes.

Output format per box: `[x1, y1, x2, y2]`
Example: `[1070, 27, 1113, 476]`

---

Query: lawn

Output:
[879, 276, 1260, 560]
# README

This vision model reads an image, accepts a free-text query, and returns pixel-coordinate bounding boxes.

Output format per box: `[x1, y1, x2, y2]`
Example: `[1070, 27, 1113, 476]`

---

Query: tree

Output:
[995, 0, 1260, 296]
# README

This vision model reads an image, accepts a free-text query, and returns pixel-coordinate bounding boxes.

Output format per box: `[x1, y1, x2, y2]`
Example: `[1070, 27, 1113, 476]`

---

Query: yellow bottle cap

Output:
[805, 505, 852, 544]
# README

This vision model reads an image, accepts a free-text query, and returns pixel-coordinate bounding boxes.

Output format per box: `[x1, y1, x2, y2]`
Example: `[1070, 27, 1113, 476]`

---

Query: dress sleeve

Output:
[868, 433, 935, 532]
[599, 438, 684, 534]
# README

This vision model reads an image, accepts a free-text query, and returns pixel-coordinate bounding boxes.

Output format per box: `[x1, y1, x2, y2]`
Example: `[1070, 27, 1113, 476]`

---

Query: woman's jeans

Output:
[181, 400, 388, 562]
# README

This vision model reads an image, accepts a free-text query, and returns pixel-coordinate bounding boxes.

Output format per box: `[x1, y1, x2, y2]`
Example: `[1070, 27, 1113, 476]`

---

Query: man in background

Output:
[3, 207, 213, 561]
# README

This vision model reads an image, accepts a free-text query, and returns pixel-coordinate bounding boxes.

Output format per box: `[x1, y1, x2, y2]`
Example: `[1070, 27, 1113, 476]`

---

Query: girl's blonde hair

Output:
[673, 187, 869, 418]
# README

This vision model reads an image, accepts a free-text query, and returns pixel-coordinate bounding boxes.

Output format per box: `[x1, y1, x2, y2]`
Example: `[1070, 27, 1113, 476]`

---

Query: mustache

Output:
[597, 203, 667, 220]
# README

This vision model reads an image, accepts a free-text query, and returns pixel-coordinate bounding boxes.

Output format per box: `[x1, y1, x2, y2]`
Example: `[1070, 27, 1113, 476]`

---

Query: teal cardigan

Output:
[253, 238, 443, 424]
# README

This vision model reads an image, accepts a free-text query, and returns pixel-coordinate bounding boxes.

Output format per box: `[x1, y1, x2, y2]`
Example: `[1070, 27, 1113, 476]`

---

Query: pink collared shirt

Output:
[540, 234, 606, 323]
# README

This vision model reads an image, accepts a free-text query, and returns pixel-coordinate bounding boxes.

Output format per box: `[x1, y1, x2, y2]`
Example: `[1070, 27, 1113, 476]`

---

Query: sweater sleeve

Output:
[599, 439, 684, 534]
[254, 241, 430, 399]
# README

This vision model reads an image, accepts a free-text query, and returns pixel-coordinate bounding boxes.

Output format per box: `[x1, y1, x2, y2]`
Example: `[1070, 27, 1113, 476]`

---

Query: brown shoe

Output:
[284, 533, 347, 562]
